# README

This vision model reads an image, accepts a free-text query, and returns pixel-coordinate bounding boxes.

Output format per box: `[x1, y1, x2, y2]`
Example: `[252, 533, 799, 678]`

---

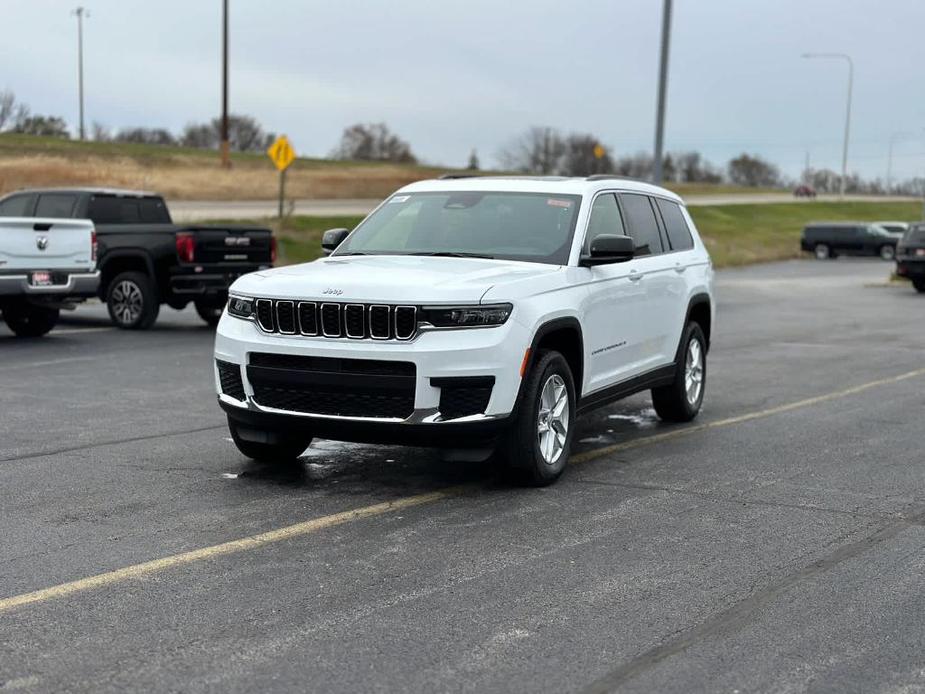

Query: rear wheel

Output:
[879, 245, 896, 261]
[2, 302, 59, 337]
[652, 322, 707, 423]
[106, 271, 159, 330]
[195, 299, 224, 327]
[497, 350, 576, 486]
[814, 243, 832, 260]
[228, 419, 311, 464]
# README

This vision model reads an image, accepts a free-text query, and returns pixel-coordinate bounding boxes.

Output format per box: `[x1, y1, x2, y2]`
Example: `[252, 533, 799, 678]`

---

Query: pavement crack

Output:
[578, 504, 925, 694]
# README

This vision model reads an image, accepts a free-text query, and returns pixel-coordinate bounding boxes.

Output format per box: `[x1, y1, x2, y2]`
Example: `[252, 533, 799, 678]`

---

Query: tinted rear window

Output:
[88, 196, 170, 224]
[907, 228, 925, 242]
[655, 198, 694, 251]
[35, 194, 78, 218]
[0, 194, 35, 217]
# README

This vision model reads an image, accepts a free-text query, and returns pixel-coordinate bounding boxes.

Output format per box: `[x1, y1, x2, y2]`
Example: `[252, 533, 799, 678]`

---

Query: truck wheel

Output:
[814, 243, 831, 260]
[2, 303, 59, 337]
[652, 322, 707, 423]
[228, 419, 311, 464]
[879, 245, 896, 261]
[106, 271, 159, 330]
[498, 349, 576, 486]
[195, 299, 224, 327]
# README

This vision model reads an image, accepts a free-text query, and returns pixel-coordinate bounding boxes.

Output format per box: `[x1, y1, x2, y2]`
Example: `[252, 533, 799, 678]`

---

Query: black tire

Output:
[2, 303, 59, 337]
[228, 418, 311, 464]
[652, 322, 707, 423]
[913, 280, 925, 294]
[497, 350, 576, 486]
[879, 245, 896, 261]
[106, 271, 159, 330]
[195, 299, 224, 327]
[814, 243, 831, 260]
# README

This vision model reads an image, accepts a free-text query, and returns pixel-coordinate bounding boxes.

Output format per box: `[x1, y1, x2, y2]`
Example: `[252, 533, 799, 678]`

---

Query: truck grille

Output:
[253, 299, 417, 340]
[247, 353, 416, 419]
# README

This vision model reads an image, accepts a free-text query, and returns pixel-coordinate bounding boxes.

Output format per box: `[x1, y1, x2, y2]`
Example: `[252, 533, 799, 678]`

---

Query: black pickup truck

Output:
[0, 188, 275, 328]
[896, 223, 925, 293]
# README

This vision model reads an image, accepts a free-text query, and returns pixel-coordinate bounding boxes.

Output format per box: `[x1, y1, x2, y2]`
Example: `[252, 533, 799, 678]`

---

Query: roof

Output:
[2, 187, 159, 198]
[399, 175, 684, 203]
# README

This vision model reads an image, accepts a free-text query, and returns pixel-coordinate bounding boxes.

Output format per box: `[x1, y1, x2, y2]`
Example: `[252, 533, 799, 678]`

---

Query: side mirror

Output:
[580, 234, 635, 266]
[321, 228, 350, 255]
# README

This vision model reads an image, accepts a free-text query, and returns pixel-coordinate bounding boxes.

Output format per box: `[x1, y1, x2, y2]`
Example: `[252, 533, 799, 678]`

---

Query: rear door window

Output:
[618, 193, 664, 256]
[88, 196, 141, 224]
[0, 194, 36, 217]
[35, 194, 78, 218]
[654, 198, 694, 251]
[139, 197, 170, 223]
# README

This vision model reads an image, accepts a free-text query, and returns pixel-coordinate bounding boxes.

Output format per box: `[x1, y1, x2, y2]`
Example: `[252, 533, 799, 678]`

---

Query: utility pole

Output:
[72, 6, 88, 140]
[802, 53, 853, 198]
[652, 0, 673, 184]
[220, 0, 231, 168]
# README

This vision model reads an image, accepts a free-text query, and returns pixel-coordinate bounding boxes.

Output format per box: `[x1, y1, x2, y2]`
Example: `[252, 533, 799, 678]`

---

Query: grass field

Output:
[218, 201, 923, 268]
[0, 133, 778, 202]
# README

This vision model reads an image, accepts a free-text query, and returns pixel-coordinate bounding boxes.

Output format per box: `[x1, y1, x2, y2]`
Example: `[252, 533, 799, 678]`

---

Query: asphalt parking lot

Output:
[1, 258, 923, 693]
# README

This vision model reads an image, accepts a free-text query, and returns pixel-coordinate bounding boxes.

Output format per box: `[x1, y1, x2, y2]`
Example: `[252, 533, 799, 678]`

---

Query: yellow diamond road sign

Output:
[593, 144, 606, 160]
[267, 135, 296, 171]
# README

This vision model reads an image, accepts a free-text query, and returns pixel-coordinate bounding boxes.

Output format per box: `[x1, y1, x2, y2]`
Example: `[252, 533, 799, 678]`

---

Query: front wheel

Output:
[195, 299, 224, 327]
[879, 245, 896, 261]
[228, 419, 311, 464]
[2, 303, 59, 337]
[814, 243, 832, 260]
[106, 271, 159, 330]
[652, 322, 707, 423]
[497, 350, 576, 486]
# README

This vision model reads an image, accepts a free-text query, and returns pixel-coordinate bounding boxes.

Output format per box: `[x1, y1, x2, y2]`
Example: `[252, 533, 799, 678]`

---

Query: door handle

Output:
[628, 270, 643, 282]
[674, 263, 686, 274]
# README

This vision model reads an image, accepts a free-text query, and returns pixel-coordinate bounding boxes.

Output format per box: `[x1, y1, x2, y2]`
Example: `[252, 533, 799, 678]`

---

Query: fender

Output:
[676, 292, 712, 360]
[99, 249, 157, 279]
[511, 316, 584, 416]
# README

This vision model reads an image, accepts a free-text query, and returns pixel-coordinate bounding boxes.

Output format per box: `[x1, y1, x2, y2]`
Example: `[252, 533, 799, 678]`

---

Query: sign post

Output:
[266, 135, 296, 218]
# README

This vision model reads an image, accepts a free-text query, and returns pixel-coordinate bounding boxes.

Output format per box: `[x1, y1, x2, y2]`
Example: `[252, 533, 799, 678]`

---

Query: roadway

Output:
[1, 258, 923, 692]
[169, 194, 921, 221]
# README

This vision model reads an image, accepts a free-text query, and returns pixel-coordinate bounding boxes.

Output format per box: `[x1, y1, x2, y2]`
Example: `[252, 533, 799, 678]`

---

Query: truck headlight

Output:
[419, 303, 512, 328]
[227, 295, 255, 319]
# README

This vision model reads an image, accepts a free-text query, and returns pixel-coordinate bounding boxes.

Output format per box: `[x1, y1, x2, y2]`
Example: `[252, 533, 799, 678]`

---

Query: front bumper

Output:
[214, 309, 528, 442]
[0, 271, 99, 298]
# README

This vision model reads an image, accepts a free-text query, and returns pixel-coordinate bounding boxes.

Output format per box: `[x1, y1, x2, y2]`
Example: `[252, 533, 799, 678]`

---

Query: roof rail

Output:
[585, 174, 629, 181]
[438, 173, 480, 180]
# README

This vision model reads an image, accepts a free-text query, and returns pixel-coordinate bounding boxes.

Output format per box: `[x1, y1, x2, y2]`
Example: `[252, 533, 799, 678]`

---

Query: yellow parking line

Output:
[1, 366, 923, 615]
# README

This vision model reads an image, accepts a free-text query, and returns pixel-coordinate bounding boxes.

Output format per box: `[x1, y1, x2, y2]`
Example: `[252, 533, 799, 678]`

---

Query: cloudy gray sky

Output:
[3, 0, 924, 180]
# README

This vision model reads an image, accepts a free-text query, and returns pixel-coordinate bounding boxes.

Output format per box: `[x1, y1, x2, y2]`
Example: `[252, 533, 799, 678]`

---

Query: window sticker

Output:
[388, 195, 410, 204]
[547, 198, 573, 208]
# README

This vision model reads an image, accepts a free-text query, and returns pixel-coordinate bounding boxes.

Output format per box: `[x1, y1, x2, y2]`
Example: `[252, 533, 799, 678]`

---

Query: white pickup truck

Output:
[0, 217, 99, 337]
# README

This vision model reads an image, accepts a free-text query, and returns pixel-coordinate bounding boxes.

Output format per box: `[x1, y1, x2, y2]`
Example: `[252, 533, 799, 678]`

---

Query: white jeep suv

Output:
[214, 176, 714, 485]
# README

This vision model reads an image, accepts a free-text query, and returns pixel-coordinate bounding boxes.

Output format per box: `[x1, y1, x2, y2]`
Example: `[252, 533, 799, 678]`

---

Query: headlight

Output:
[227, 295, 255, 319]
[419, 303, 512, 328]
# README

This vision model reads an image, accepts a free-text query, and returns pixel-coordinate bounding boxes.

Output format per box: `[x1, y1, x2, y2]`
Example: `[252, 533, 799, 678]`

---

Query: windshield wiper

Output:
[407, 251, 495, 259]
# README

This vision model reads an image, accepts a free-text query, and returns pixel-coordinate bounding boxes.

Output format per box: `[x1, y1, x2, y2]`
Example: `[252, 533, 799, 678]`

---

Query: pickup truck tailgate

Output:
[0, 218, 95, 272]
[186, 226, 273, 264]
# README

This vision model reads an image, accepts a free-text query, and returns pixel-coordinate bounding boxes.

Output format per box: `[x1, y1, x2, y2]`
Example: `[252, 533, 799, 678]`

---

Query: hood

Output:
[230, 254, 561, 304]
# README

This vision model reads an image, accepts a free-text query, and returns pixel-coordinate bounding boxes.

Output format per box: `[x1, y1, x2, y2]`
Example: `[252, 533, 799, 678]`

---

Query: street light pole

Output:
[220, 0, 231, 168]
[802, 53, 853, 198]
[72, 6, 88, 140]
[652, 0, 672, 185]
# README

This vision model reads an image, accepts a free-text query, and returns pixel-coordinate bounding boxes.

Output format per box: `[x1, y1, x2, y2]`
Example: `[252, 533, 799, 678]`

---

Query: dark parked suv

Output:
[800, 222, 898, 261]
[0, 188, 275, 329]
[896, 223, 925, 293]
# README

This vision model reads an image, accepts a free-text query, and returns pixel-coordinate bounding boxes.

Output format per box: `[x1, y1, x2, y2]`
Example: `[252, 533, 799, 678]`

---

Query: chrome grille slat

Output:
[254, 300, 416, 340]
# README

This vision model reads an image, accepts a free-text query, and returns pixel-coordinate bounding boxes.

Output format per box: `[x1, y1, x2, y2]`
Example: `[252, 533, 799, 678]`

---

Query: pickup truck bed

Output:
[0, 217, 99, 337]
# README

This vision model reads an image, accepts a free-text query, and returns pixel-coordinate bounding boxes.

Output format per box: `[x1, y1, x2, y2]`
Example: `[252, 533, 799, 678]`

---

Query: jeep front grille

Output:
[253, 300, 417, 340]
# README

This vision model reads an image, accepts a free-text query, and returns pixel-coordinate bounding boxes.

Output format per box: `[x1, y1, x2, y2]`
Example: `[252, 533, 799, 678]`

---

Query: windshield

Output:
[868, 225, 893, 237]
[334, 191, 582, 265]
[906, 227, 925, 243]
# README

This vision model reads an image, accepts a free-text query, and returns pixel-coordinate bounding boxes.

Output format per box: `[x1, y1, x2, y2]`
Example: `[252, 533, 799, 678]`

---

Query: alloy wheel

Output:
[685, 338, 704, 405]
[537, 374, 569, 465]
[111, 280, 143, 325]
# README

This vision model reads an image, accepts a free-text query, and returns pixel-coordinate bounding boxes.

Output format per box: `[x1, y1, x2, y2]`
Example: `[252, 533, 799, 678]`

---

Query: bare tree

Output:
[12, 115, 70, 138]
[727, 153, 780, 187]
[498, 127, 565, 174]
[180, 114, 273, 152]
[115, 127, 177, 146]
[332, 123, 416, 163]
[91, 121, 111, 142]
[559, 133, 614, 176]
[467, 148, 480, 171]
[0, 90, 15, 131]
